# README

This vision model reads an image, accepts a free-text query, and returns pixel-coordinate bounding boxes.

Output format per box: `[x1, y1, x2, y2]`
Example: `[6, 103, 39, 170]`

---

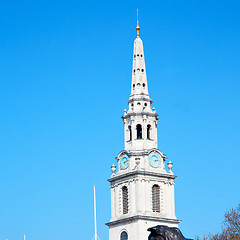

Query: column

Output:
[110, 186, 115, 219]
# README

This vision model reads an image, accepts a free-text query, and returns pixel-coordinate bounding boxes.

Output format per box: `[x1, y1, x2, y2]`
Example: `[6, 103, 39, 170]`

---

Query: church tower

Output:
[106, 11, 181, 240]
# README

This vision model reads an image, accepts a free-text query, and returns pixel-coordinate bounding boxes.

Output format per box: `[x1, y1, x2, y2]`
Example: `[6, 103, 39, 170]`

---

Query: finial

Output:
[168, 161, 173, 175]
[111, 164, 116, 176]
[136, 9, 140, 38]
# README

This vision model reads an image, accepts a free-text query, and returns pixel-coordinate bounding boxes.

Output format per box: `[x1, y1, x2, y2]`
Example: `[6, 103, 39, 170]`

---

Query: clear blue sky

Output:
[0, 0, 240, 239]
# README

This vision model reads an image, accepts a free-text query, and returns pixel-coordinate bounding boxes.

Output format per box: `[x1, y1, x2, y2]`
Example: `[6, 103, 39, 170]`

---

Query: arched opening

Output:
[136, 124, 142, 139]
[147, 124, 151, 139]
[152, 184, 160, 213]
[120, 231, 128, 240]
[122, 186, 128, 214]
[128, 126, 132, 141]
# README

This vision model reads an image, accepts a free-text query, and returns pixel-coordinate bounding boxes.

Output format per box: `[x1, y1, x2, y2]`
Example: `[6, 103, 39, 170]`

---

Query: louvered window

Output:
[152, 184, 160, 213]
[120, 231, 128, 240]
[122, 186, 128, 214]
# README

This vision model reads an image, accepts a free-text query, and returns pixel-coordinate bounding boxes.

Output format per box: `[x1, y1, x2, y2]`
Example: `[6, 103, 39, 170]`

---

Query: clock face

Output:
[148, 152, 160, 168]
[120, 154, 130, 170]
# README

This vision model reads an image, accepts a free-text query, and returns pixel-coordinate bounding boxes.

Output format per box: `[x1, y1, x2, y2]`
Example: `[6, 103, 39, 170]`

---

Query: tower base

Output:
[106, 215, 181, 240]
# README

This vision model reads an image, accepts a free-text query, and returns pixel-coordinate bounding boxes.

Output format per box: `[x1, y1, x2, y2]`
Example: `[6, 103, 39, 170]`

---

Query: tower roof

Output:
[130, 11, 150, 101]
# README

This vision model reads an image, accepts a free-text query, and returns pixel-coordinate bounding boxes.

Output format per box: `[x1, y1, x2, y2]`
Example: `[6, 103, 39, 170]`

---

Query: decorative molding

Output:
[106, 215, 181, 226]
[127, 97, 153, 104]
[122, 112, 158, 120]
[108, 170, 177, 183]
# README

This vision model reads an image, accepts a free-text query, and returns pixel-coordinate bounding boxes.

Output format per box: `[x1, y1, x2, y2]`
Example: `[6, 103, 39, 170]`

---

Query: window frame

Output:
[152, 184, 160, 213]
[122, 186, 129, 214]
[120, 231, 128, 240]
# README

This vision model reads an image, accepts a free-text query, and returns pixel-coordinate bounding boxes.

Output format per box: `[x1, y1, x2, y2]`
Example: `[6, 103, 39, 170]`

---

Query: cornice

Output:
[116, 148, 166, 160]
[108, 170, 177, 183]
[105, 215, 181, 226]
[128, 97, 153, 104]
[122, 111, 159, 119]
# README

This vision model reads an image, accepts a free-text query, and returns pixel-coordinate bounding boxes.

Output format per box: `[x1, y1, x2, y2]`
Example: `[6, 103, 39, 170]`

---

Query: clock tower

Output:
[106, 11, 181, 240]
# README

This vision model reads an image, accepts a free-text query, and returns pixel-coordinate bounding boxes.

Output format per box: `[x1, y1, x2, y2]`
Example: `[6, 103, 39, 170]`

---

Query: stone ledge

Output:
[106, 215, 181, 226]
[108, 170, 177, 182]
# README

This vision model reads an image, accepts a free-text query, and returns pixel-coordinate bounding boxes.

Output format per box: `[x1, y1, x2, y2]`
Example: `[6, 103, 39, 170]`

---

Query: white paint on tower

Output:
[106, 10, 181, 240]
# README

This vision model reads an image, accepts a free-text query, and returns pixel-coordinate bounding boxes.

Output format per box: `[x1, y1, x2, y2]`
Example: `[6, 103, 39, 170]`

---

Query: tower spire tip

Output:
[136, 9, 140, 38]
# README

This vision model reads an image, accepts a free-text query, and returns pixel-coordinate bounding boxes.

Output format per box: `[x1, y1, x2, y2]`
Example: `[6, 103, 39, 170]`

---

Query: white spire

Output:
[130, 37, 149, 99]
[107, 12, 180, 240]
[130, 10, 149, 100]
[123, 10, 158, 151]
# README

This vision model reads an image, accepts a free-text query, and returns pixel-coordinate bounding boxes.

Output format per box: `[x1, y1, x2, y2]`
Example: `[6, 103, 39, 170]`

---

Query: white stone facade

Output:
[106, 31, 180, 240]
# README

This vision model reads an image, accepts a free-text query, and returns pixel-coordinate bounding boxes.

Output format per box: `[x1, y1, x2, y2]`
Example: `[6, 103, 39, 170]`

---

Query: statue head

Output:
[148, 225, 192, 240]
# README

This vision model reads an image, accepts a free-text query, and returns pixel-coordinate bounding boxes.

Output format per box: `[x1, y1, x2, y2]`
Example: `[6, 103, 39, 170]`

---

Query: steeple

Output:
[123, 10, 157, 151]
[107, 12, 180, 240]
[130, 10, 150, 101]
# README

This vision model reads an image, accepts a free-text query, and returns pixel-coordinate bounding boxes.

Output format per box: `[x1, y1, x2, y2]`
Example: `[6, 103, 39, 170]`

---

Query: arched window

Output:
[136, 124, 142, 139]
[122, 186, 128, 214]
[147, 124, 151, 139]
[120, 231, 128, 240]
[152, 184, 160, 213]
[128, 126, 132, 141]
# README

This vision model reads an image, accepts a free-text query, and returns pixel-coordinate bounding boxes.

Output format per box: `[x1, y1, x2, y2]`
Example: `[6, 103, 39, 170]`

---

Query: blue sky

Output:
[0, 0, 240, 239]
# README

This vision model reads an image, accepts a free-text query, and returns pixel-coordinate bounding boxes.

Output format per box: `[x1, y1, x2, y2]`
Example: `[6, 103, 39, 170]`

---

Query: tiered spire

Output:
[123, 10, 157, 152]
[130, 10, 150, 100]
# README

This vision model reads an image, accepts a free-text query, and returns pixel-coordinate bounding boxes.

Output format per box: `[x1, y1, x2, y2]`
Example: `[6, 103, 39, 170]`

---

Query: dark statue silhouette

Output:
[148, 225, 193, 240]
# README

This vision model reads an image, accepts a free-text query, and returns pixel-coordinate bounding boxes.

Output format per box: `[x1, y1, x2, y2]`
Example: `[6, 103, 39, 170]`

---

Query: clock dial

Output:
[120, 154, 130, 170]
[148, 152, 160, 168]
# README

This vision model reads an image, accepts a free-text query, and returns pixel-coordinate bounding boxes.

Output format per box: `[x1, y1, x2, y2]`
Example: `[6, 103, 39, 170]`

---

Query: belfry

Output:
[106, 10, 181, 240]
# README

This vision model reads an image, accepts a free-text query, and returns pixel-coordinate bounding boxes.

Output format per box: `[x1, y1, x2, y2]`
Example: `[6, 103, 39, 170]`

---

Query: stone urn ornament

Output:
[168, 161, 173, 174]
[111, 164, 116, 176]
